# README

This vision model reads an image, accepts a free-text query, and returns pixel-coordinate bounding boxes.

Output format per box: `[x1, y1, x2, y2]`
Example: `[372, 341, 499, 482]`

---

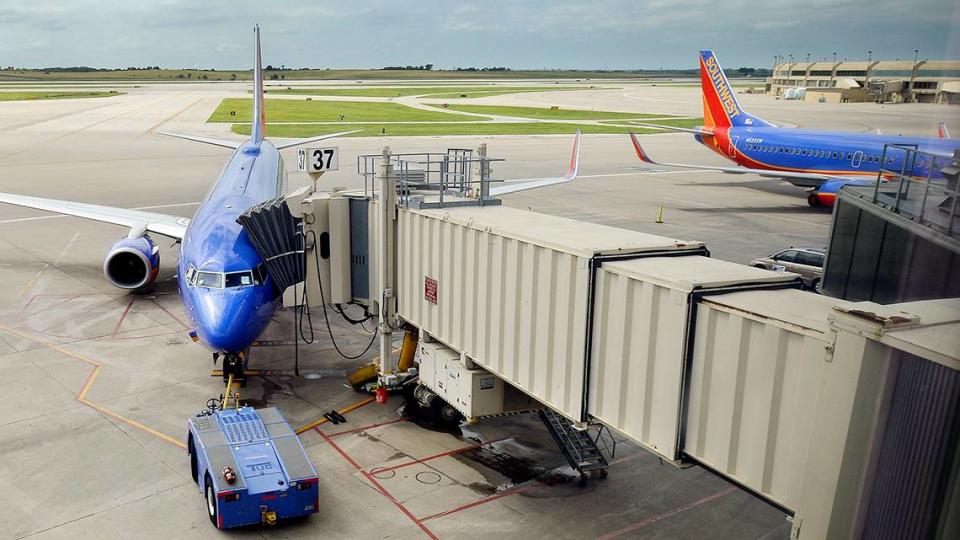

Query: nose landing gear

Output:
[218, 352, 247, 387]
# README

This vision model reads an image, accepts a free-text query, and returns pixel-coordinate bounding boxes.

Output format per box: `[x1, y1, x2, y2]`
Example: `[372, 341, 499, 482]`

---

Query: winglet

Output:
[939, 122, 951, 139]
[251, 25, 265, 144]
[629, 132, 657, 164]
[485, 129, 582, 196]
[564, 129, 581, 180]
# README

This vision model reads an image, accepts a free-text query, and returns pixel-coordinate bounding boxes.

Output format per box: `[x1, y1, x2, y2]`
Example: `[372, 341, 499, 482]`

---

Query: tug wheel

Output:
[188, 434, 198, 483]
[205, 475, 219, 527]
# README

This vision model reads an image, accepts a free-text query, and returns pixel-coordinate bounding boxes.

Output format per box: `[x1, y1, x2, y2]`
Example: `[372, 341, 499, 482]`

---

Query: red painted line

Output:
[324, 417, 408, 439]
[419, 484, 535, 522]
[595, 486, 737, 540]
[609, 451, 645, 466]
[318, 429, 438, 539]
[111, 297, 135, 338]
[150, 298, 190, 330]
[370, 437, 508, 474]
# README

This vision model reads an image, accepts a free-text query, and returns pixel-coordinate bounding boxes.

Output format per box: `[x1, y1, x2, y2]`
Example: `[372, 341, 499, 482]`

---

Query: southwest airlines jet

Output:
[0, 26, 580, 380]
[630, 50, 959, 207]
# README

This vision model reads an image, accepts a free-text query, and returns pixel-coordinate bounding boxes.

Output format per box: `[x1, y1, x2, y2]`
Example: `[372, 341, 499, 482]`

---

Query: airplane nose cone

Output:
[193, 294, 261, 352]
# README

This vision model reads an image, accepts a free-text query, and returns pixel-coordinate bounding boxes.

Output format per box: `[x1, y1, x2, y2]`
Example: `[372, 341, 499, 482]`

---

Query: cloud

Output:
[0, 0, 956, 69]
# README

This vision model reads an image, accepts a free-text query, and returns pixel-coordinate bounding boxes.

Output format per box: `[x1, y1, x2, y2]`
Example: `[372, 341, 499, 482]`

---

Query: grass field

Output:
[440, 104, 677, 120]
[264, 86, 590, 99]
[0, 90, 122, 101]
[232, 122, 690, 138]
[208, 98, 484, 123]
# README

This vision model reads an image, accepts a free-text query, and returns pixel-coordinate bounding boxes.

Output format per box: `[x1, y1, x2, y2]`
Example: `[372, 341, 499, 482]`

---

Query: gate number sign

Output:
[424, 276, 438, 305]
[297, 147, 339, 173]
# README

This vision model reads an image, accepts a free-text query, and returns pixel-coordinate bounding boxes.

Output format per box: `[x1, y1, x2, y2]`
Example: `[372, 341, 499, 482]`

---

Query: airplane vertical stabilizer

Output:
[251, 25, 265, 143]
[699, 50, 774, 129]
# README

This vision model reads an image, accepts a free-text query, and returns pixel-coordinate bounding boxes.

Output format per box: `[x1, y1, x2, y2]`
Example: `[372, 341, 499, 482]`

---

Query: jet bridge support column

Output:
[377, 147, 396, 376]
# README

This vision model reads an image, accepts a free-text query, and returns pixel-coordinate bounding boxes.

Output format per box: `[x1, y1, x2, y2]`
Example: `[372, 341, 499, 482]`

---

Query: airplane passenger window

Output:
[196, 272, 224, 288]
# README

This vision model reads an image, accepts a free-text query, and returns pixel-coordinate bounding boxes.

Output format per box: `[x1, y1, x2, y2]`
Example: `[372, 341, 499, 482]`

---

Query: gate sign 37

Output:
[297, 147, 339, 173]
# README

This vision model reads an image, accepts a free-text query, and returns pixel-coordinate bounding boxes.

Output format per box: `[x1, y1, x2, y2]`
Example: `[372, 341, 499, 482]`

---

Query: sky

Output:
[0, 0, 958, 70]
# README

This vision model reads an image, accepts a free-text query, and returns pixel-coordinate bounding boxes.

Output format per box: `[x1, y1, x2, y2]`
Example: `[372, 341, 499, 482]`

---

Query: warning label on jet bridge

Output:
[424, 276, 438, 305]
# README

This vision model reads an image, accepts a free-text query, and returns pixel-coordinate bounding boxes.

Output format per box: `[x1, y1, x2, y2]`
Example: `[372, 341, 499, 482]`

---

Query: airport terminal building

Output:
[767, 59, 960, 104]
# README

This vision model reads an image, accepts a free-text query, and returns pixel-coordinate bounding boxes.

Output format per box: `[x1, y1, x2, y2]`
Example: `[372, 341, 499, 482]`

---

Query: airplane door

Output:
[852, 151, 863, 168]
[728, 135, 739, 158]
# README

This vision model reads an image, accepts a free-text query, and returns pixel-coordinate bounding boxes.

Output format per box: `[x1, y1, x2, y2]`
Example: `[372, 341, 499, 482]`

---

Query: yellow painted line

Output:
[0, 322, 187, 450]
[296, 396, 376, 434]
[17, 263, 49, 297]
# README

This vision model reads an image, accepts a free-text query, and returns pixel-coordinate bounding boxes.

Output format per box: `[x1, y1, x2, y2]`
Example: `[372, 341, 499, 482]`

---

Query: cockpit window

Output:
[225, 271, 254, 288]
[195, 271, 224, 288]
[186, 263, 260, 289]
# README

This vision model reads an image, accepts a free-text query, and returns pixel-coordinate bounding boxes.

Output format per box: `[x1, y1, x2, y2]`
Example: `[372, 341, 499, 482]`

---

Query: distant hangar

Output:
[767, 58, 960, 104]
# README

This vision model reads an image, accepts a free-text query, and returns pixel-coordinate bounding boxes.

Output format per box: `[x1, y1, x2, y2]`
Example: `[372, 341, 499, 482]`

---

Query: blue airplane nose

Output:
[193, 293, 261, 352]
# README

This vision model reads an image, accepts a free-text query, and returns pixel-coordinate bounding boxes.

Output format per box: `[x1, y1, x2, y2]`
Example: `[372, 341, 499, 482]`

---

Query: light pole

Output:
[832, 51, 837, 64]
[868, 50, 872, 62]
[914, 49, 919, 64]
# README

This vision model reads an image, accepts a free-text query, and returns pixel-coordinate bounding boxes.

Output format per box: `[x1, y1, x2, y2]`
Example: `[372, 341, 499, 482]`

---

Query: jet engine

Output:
[103, 235, 160, 290]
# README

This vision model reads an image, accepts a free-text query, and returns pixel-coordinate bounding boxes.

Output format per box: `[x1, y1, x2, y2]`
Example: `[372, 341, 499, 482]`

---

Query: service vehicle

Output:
[750, 247, 825, 291]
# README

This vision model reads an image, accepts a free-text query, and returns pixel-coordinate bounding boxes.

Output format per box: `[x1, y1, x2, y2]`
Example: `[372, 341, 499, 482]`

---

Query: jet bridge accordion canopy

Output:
[237, 197, 305, 293]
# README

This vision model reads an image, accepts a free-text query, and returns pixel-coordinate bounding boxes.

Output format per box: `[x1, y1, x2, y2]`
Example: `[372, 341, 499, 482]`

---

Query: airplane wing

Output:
[489, 130, 581, 196]
[274, 130, 361, 150]
[628, 122, 714, 136]
[0, 192, 189, 239]
[629, 132, 857, 188]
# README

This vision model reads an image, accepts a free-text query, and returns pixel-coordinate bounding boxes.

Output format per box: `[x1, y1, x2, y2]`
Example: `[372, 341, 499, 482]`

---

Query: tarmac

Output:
[0, 81, 956, 539]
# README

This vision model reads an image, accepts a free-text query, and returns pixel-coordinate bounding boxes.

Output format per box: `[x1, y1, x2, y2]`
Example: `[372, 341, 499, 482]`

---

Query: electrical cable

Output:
[303, 229, 379, 360]
[335, 303, 372, 325]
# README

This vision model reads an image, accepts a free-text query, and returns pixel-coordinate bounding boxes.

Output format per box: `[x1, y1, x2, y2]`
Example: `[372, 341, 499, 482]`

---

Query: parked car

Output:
[750, 247, 825, 292]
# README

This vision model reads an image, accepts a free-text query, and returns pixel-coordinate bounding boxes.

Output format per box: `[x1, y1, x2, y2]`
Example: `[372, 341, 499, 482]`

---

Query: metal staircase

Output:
[538, 409, 609, 482]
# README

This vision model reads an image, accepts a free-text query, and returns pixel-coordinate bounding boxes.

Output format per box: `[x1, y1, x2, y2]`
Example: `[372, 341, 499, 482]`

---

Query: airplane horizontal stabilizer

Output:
[273, 130, 362, 150]
[629, 122, 714, 136]
[155, 131, 241, 149]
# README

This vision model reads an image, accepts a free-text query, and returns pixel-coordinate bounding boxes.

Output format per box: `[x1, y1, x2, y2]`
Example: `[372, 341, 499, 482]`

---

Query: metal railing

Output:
[357, 147, 505, 209]
[871, 144, 959, 237]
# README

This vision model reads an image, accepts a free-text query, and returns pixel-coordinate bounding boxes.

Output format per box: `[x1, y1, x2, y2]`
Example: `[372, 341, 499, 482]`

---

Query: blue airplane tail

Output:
[699, 50, 774, 129]
[251, 25, 265, 143]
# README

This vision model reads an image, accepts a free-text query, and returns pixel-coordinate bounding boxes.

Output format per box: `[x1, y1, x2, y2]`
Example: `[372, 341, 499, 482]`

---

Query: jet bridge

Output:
[283, 144, 959, 540]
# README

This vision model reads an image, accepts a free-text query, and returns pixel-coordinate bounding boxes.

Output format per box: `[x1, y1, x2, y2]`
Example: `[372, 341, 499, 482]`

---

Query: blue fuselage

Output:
[696, 126, 960, 204]
[177, 141, 286, 353]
